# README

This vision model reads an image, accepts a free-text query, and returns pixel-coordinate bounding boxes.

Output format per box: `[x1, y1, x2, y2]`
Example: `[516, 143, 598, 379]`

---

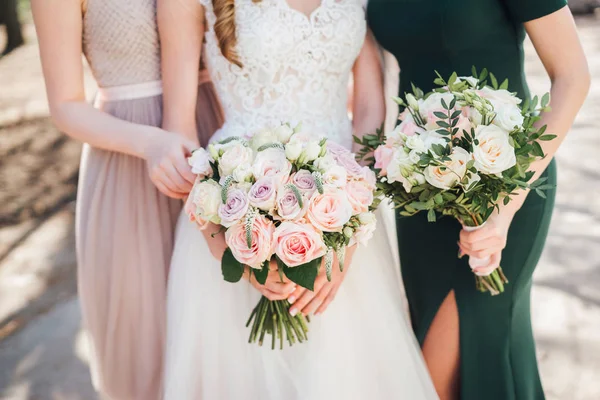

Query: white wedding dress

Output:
[164, 1, 438, 399]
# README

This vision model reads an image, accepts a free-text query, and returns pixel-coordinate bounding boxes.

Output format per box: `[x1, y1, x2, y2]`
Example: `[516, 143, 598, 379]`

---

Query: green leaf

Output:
[539, 134, 557, 141]
[541, 93, 551, 109]
[490, 73, 498, 89]
[441, 98, 449, 110]
[427, 209, 437, 222]
[434, 193, 444, 205]
[448, 72, 458, 87]
[221, 248, 245, 283]
[434, 111, 448, 119]
[532, 141, 545, 158]
[437, 121, 451, 129]
[253, 260, 269, 285]
[279, 257, 321, 291]
[535, 189, 547, 199]
[450, 110, 462, 119]
[479, 68, 489, 82]
[471, 66, 478, 78]
[499, 79, 509, 90]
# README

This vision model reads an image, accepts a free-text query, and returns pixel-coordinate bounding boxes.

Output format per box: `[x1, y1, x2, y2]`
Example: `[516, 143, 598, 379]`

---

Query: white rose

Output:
[357, 212, 376, 225]
[479, 87, 522, 106]
[419, 92, 455, 115]
[322, 165, 348, 188]
[188, 148, 213, 177]
[409, 150, 421, 164]
[252, 147, 292, 183]
[274, 124, 294, 143]
[472, 125, 517, 175]
[387, 148, 419, 192]
[218, 142, 253, 177]
[285, 142, 303, 161]
[300, 141, 322, 163]
[232, 163, 253, 183]
[420, 130, 447, 150]
[466, 106, 483, 125]
[492, 103, 524, 132]
[313, 154, 338, 172]
[424, 147, 471, 190]
[250, 129, 279, 151]
[405, 135, 426, 153]
[191, 180, 222, 223]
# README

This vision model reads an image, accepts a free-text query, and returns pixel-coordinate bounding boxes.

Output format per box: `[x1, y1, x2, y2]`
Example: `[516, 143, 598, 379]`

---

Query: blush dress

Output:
[76, 0, 222, 398]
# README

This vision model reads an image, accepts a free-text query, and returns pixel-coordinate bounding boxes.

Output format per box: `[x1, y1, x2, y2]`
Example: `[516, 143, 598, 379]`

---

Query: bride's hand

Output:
[288, 245, 356, 317]
[143, 130, 198, 199]
[245, 260, 297, 301]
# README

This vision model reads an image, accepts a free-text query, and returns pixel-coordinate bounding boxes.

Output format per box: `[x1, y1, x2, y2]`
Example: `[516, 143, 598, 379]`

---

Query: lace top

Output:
[200, 0, 366, 148]
[83, 0, 161, 88]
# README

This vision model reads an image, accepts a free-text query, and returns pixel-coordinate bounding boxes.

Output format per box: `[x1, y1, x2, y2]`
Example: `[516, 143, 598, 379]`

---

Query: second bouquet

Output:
[184, 124, 379, 349]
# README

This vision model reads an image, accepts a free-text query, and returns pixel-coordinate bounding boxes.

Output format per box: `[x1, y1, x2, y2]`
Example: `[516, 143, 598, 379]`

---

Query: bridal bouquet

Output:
[185, 124, 379, 348]
[355, 69, 555, 295]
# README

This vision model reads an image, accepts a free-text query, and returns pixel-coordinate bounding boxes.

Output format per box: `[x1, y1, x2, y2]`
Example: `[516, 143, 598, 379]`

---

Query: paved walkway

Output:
[0, 12, 599, 400]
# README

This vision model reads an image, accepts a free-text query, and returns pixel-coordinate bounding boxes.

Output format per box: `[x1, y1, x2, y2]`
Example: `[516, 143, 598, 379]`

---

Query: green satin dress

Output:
[367, 1, 566, 399]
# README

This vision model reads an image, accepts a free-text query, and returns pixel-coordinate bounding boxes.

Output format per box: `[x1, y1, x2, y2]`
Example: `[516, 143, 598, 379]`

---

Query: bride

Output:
[158, 0, 437, 399]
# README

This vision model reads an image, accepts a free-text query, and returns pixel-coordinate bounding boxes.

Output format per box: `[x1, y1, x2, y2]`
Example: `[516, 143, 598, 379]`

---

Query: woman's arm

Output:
[32, 0, 196, 198]
[351, 29, 386, 152]
[158, 0, 203, 143]
[460, 6, 590, 261]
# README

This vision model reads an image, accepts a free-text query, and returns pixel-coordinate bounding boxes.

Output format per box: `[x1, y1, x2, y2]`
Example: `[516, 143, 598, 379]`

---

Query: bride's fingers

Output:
[260, 288, 289, 301]
[289, 276, 328, 316]
[315, 285, 339, 316]
[301, 284, 333, 316]
[288, 287, 306, 305]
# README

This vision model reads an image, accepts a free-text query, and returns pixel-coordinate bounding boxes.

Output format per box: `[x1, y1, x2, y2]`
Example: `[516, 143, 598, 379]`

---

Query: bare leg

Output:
[421, 290, 460, 400]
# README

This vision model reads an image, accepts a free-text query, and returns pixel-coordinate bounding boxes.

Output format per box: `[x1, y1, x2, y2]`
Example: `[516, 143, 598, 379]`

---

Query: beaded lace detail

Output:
[201, 0, 366, 148]
[83, 0, 161, 88]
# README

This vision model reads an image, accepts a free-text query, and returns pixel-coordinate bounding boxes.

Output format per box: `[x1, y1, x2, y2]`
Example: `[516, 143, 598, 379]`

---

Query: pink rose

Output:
[354, 219, 377, 246]
[276, 186, 307, 221]
[291, 170, 317, 197]
[326, 141, 351, 157]
[397, 117, 425, 137]
[333, 151, 363, 178]
[360, 167, 377, 190]
[225, 215, 274, 269]
[455, 112, 473, 139]
[218, 189, 249, 227]
[307, 189, 353, 232]
[345, 180, 374, 215]
[252, 148, 292, 184]
[374, 145, 394, 176]
[273, 222, 327, 267]
[248, 177, 277, 211]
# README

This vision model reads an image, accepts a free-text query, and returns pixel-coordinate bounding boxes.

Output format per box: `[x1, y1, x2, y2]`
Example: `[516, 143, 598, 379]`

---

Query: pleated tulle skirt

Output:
[76, 81, 223, 400]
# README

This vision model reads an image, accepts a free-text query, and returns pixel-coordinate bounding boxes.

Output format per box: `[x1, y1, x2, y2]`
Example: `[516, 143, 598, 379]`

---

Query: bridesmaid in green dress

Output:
[367, 1, 590, 399]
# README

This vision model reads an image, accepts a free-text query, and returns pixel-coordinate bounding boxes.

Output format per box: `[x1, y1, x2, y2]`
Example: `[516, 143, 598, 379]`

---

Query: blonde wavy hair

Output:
[212, 0, 261, 67]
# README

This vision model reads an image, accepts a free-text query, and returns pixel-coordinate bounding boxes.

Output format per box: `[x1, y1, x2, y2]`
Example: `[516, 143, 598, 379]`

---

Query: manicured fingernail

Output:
[288, 285, 297, 293]
[288, 296, 296, 304]
[289, 308, 298, 317]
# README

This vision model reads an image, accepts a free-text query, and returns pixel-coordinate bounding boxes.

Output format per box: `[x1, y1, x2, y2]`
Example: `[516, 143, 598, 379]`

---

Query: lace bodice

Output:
[200, 0, 366, 148]
[83, 0, 161, 88]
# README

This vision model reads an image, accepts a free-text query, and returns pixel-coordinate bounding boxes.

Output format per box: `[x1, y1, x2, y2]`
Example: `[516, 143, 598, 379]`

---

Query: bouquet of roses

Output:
[355, 69, 555, 295]
[185, 123, 379, 348]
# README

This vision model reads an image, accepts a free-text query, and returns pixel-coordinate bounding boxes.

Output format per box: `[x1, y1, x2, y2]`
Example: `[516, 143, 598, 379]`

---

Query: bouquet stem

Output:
[247, 296, 310, 349]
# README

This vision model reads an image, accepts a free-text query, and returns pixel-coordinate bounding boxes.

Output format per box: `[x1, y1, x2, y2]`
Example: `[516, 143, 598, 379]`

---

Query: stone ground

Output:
[0, 9, 599, 400]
